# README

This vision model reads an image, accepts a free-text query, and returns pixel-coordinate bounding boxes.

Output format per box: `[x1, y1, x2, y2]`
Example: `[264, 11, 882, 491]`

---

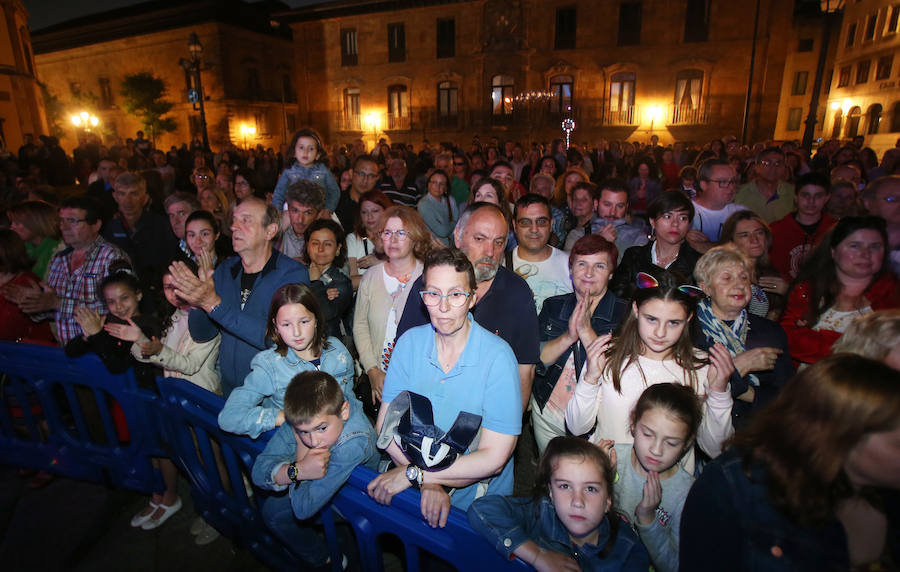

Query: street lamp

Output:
[71, 111, 99, 133]
[180, 32, 210, 151]
[240, 123, 256, 149]
[802, 0, 846, 152]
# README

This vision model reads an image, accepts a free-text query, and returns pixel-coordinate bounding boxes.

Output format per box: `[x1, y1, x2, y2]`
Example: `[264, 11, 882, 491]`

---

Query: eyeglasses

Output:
[881, 196, 900, 203]
[710, 179, 739, 187]
[235, 180, 251, 187]
[759, 160, 783, 168]
[381, 229, 409, 241]
[516, 217, 550, 228]
[355, 171, 379, 179]
[194, 174, 210, 180]
[420, 290, 472, 307]
[60, 217, 88, 225]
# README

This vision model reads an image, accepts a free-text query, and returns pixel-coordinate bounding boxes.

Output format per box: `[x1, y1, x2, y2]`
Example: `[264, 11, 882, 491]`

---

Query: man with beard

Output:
[396, 202, 539, 410]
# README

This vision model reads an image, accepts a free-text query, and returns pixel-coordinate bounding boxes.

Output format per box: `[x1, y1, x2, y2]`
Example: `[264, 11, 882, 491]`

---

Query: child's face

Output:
[292, 401, 349, 450]
[162, 274, 187, 309]
[634, 298, 689, 360]
[632, 407, 691, 474]
[186, 219, 218, 257]
[275, 302, 317, 356]
[549, 455, 611, 546]
[103, 283, 141, 320]
[294, 136, 318, 167]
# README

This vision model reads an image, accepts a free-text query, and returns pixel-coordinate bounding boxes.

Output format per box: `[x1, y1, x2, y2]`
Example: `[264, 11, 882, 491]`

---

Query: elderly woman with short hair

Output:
[694, 245, 794, 426]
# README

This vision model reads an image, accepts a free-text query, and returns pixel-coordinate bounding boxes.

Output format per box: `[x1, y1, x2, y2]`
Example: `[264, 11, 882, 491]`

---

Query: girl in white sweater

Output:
[565, 271, 735, 467]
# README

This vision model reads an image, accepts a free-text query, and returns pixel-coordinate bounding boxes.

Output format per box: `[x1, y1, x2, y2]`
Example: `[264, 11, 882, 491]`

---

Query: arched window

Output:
[891, 102, 900, 132]
[549, 74, 573, 115]
[846, 106, 862, 138]
[491, 75, 514, 115]
[866, 104, 883, 135]
[388, 84, 409, 129]
[832, 108, 843, 139]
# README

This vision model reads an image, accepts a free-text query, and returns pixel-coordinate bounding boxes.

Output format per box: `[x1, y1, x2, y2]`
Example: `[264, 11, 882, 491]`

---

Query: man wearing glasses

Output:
[735, 147, 796, 223]
[7, 196, 129, 344]
[510, 194, 572, 313]
[397, 202, 540, 412]
[335, 154, 379, 231]
[687, 158, 748, 253]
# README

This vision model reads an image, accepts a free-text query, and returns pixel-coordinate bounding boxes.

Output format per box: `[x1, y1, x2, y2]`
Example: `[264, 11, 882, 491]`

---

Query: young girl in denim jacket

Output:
[598, 383, 700, 572]
[468, 436, 649, 571]
[271, 128, 340, 215]
[217, 283, 356, 438]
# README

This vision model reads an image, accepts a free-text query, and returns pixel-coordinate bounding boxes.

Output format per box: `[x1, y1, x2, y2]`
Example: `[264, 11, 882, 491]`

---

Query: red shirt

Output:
[0, 272, 54, 343]
[769, 212, 836, 281]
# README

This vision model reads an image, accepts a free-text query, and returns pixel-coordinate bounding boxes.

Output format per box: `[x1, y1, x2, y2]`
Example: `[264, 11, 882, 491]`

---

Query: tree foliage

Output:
[39, 82, 65, 139]
[119, 72, 177, 143]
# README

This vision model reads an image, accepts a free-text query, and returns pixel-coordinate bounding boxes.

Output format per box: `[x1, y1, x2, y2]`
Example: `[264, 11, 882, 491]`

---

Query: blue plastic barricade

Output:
[325, 466, 531, 572]
[0, 341, 162, 493]
[154, 376, 298, 571]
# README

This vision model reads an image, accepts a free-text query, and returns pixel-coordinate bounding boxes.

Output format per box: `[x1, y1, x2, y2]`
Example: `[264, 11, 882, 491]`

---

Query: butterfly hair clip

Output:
[635, 272, 705, 298]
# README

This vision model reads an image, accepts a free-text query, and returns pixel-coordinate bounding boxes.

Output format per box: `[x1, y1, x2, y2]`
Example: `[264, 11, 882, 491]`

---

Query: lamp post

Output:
[180, 32, 209, 152]
[71, 111, 99, 135]
[240, 123, 256, 149]
[802, 0, 846, 153]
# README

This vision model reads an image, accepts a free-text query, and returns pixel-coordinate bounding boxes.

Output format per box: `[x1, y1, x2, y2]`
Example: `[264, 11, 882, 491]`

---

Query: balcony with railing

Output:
[604, 105, 639, 126]
[667, 104, 710, 126]
[339, 114, 361, 132]
[387, 113, 410, 131]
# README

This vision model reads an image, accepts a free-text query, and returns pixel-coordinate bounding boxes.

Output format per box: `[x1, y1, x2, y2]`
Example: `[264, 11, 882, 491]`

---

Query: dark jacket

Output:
[680, 448, 851, 572]
[610, 240, 701, 301]
[469, 495, 650, 572]
[309, 265, 353, 339]
[188, 251, 309, 397]
[695, 314, 793, 429]
[533, 291, 627, 412]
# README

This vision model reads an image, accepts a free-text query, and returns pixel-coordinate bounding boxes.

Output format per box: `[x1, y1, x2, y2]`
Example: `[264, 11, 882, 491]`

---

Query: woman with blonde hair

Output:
[832, 309, 900, 368]
[7, 200, 61, 279]
[551, 166, 591, 208]
[353, 206, 432, 406]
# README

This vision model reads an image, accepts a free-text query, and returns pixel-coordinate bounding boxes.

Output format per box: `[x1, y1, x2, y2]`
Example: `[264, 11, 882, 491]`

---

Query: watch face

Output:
[406, 465, 417, 481]
[287, 464, 298, 481]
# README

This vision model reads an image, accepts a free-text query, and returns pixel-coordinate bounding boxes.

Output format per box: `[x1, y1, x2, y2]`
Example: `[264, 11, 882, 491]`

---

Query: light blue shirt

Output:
[382, 316, 522, 509]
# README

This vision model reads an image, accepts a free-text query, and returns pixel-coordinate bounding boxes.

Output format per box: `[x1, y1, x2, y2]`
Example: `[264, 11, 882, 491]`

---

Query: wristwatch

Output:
[405, 464, 423, 487]
[286, 462, 299, 483]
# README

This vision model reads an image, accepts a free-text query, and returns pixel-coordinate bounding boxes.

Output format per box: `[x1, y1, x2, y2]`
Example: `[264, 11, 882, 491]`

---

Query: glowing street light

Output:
[71, 111, 99, 132]
[240, 123, 256, 149]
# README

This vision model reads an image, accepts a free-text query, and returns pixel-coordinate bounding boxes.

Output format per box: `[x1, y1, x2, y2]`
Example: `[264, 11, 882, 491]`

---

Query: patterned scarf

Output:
[697, 298, 757, 387]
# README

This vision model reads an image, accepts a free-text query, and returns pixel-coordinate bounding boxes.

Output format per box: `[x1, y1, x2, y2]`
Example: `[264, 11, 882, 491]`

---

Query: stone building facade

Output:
[281, 0, 801, 148]
[0, 0, 47, 152]
[820, 0, 900, 155]
[31, 0, 298, 151]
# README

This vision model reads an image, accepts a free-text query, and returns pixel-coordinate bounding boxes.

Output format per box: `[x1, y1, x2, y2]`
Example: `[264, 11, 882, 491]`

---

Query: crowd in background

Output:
[0, 127, 899, 571]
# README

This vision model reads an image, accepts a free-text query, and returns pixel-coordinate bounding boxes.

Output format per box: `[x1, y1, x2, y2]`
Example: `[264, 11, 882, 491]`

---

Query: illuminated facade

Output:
[820, 0, 900, 154]
[0, 0, 47, 152]
[31, 0, 297, 151]
[281, 0, 800, 147]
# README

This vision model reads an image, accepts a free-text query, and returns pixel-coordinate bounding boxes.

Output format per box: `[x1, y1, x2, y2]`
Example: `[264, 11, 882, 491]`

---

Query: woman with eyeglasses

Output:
[418, 170, 458, 246]
[353, 206, 432, 405]
[530, 234, 628, 454]
[781, 216, 900, 369]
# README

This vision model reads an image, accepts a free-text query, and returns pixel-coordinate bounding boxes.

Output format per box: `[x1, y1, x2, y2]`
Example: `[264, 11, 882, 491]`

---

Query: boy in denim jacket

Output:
[252, 370, 378, 568]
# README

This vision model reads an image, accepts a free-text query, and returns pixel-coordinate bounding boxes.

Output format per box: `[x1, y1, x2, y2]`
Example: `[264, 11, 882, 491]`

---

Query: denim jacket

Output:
[251, 398, 379, 520]
[468, 495, 650, 572]
[680, 448, 851, 571]
[533, 291, 627, 411]
[218, 337, 357, 438]
[271, 162, 340, 212]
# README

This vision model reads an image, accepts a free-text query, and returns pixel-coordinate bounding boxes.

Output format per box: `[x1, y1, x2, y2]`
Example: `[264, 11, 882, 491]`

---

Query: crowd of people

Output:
[1, 127, 899, 571]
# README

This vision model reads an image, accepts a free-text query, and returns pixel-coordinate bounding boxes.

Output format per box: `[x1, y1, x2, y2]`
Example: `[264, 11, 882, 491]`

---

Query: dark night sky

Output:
[23, 0, 326, 31]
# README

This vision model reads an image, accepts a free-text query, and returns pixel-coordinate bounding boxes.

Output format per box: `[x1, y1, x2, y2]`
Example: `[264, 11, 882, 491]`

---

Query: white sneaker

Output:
[130, 502, 158, 528]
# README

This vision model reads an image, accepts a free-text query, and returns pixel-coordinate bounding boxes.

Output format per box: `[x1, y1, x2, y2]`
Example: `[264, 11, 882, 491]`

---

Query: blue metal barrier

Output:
[154, 375, 297, 571]
[0, 341, 163, 493]
[0, 342, 532, 572]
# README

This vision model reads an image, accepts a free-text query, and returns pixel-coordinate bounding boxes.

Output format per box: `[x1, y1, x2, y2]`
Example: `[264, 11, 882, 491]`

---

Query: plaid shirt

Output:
[46, 235, 129, 345]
